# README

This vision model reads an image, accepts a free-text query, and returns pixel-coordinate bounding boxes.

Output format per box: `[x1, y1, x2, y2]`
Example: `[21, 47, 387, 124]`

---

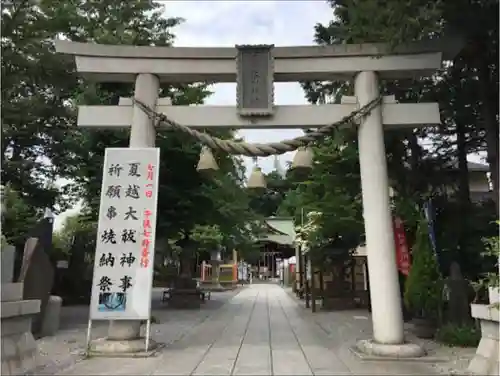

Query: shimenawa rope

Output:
[132, 96, 382, 157]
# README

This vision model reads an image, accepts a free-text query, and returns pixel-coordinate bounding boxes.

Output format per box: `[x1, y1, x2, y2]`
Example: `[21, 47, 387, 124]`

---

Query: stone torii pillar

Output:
[356, 72, 404, 345]
[354, 71, 424, 357]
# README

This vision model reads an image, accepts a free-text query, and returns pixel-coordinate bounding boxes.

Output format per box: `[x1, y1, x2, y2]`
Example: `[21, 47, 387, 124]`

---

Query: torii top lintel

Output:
[55, 38, 460, 84]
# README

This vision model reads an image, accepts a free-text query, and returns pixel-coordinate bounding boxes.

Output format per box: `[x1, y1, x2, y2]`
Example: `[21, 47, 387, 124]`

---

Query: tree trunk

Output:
[386, 134, 409, 193]
[407, 132, 424, 193]
[478, 60, 499, 213]
[456, 120, 471, 206]
[456, 118, 471, 258]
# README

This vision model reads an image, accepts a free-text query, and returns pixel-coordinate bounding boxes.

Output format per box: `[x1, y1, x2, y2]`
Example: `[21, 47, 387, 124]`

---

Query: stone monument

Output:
[1, 188, 41, 375]
[443, 261, 473, 325]
[18, 209, 56, 337]
[169, 236, 202, 309]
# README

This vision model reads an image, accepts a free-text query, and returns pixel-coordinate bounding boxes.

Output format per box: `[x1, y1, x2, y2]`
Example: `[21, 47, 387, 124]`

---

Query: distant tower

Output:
[273, 155, 285, 178]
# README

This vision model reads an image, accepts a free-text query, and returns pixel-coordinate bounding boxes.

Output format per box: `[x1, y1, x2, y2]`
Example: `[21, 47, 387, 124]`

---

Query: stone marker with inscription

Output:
[19, 211, 56, 337]
[1, 190, 41, 375]
[236, 44, 274, 117]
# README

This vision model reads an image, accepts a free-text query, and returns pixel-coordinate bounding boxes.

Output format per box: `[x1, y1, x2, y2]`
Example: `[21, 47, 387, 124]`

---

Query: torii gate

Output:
[56, 39, 448, 358]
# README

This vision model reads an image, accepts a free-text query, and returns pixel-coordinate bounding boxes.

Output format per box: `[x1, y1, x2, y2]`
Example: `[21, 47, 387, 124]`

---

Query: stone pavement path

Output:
[54, 284, 455, 376]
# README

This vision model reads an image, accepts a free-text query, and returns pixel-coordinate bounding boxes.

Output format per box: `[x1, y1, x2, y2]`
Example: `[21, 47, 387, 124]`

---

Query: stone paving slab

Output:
[232, 290, 271, 376]
[36, 288, 239, 375]
[51, 284, 470, 375]
[150, 291, 255, 376]
[269, 295, 312, 375]
[285, 287, 475, 375]
[191, 291, 256, 376]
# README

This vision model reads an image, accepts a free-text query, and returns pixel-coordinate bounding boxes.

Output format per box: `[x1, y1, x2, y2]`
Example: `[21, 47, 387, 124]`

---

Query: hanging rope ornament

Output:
[247, 157, 267, 191]
[291, 146, 314, 172]
[196, 146, 219, 175]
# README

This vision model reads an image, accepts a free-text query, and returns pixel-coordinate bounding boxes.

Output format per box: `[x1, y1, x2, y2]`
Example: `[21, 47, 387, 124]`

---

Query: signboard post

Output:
[87, 148, 160, 351]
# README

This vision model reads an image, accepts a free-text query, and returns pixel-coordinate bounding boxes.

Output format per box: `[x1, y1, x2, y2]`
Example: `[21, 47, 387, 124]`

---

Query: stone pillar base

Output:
[40, 295, 62, 337]
[468, 304, 499, 375]
[88, 338, 163, 358]
[1, 283, 41, 375]
[353, 339, 425, 360]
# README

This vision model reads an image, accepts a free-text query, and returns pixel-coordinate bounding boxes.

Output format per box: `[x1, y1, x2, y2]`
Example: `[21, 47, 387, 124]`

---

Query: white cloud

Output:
[54, 0, 332, 229]
[161, 0, 332, 174]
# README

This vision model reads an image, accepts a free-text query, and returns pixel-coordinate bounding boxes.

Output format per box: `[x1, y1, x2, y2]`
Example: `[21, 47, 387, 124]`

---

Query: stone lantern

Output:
[209, 248, 223, 290]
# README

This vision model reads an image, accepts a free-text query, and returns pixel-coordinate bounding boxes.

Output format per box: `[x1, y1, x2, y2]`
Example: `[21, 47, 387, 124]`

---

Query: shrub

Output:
[480, 220, 499, 290]
[435, 323, 480, 347]
[404, 216, 443, 320]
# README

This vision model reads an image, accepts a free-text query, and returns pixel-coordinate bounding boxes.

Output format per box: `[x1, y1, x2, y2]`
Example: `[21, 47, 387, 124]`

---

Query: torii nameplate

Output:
[236, 44, 275, 118]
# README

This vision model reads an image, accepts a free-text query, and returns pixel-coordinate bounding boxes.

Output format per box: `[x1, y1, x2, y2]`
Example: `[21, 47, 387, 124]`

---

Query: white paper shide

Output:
[90, 148, 160, 320]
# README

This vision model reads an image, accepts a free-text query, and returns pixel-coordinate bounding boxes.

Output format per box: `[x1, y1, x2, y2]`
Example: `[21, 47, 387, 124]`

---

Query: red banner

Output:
[393, 216, 411, 276]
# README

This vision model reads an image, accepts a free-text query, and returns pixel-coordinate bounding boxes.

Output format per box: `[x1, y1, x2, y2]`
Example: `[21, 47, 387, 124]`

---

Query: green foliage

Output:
[52, 0, 262, 243]
[435, 200, 498, 279]
[1, 1, 81, 212]
[2, 0, 262, 257]
[322, 0, 443, 46]
[52, 213, 97, 255]
[199, 168, 265, 262]
[249, 170, 291, 217]
[320, 0, 499, 204]
[1, 186, 40, 248]
[404, 217, 444, 319]
[478, 220, 500, 289]
[435, 323, 480, 348]
[305, 0, 498, 287]
[191, 224, 223, 253]
[280, 129, 364, 262]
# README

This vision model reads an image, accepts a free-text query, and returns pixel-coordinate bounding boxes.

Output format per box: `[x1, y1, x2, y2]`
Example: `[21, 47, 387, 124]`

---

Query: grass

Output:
[435, 322, 481, 348]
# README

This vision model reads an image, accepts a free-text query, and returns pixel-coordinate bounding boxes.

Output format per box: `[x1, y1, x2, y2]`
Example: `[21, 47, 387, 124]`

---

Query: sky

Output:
[162, 0, 334, 173]
[53, 0, 333, 229]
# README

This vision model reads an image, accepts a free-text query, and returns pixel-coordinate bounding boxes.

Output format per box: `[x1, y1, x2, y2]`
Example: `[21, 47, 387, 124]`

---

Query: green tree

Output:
[302, 0, 498, 280]
[53, 213, 96, 255]
[404, 217, 443, 319]
[318, 0, 498, 211]
[3, 0, 263, 268]
[1, 185, 40, 248]
[1, 1, 81, 211]
[280, 129, 365, 257]
[202, 165, 265, 262]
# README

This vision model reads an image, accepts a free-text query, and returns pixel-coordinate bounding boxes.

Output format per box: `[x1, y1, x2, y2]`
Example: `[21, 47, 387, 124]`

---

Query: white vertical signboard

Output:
[90, 148, 160, 320]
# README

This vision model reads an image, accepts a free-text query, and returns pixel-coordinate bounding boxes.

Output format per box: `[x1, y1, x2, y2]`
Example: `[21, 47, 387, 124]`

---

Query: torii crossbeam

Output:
[77, 95, 440, 130]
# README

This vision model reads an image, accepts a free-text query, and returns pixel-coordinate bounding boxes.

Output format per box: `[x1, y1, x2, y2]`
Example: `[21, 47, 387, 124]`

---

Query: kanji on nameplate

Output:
[90, 148, 160, 320]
